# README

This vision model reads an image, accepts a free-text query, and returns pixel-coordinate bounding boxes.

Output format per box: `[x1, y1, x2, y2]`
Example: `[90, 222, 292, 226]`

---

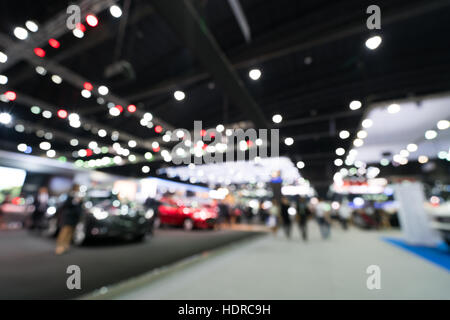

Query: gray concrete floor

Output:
[114, 223, 450, 300]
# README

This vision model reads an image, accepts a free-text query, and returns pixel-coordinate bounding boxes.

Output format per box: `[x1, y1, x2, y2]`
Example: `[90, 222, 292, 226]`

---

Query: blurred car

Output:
[44, 190, 151, 245]
[155, 198, 218, 230]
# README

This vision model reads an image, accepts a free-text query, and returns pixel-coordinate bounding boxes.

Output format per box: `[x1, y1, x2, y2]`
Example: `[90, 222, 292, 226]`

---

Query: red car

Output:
[155, 198, 218, 230]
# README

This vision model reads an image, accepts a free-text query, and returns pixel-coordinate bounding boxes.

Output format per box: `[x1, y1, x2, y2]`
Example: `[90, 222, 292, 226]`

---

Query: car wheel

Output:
[134, 233, 146, 242]
[183, 218, 194, 231]
[73, 221, 88, 246]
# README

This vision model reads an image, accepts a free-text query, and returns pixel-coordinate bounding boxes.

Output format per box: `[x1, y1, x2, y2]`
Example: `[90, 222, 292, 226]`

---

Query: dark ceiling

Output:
[1, 0, 450, 192]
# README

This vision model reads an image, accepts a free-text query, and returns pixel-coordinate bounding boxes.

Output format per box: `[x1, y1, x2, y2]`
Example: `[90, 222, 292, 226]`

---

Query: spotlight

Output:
[14, 27, 28, 40]
[48, 39, 60, 49]
[365, 35, 382, 50]
[25, 21, 39, 32]
[86, 14, 98, 27]
[110, 5, 123, 18]
[249, 69, 261, 80]
[0, 112, 12, 124]
[272, 114, 282, 124]
[349, 100, 362, 110]
[34, 48, 46, 58]
[174, 90, 185, 101]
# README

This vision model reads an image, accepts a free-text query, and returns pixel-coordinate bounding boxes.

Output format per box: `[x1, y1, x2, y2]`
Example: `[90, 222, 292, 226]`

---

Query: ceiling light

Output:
[46, 150, 56, 158]
[249, 68, 261, 80]
[334, 159, 343, 167]
[51, 75, 62, 84]
[142, 166, 150, 173]
[362, 119, 373, 128]
[418, 155, 429, 164]
[437, 120, 449, 130]
[72, 28, 84, 38]
[42, 110, 52, 118]
[25, 21, 38, 32]
[216, 124, 224, 132]
[357, 130, 368, 139]
[17, 143, 27, 152]
[34, 47, 46, 58]
[349, 100, 362, 110]
[70, 139, 79, 146]
[400, 149, 409, 158]
[68, 113, 79, 122]
[48, 38, 60, 49]
[0, 51, 7, 63]
[98, 86, 109, 96]
[0, 75, 8, 85]
[39, 141, 51, 150]
[128, 140, 137, 148]
[335, 148, 345, 156]
[98, 129, 107, 137]
[174, 90, 185, 101]
[81, 89, 91, 98]
[353, 139, 364, 147]
[0, 112, 12, 124]
[380, 158, 389, 166]
[425, 130, 437, 140]
[86, 14, 98, 27]
[145, 152, 153, 160]
[296, 161, 305, 169]
[387, 103, 401, 114]
[14, 27, 28, 40]
[407, 143, 418, 152]
[365, 35, 382, 50]
[109, 107, 120, 117]
[284, 137, 294, 146]
[110, 5, 122, 18]
[339, 130, 350, 139]
[272, 114, 282, 124]
[143, 112, 153, 121]
[35, 66, 46, 75]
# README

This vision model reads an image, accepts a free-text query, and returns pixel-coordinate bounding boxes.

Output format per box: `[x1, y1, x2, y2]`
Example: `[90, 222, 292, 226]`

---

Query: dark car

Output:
[44, 190, 150, 245]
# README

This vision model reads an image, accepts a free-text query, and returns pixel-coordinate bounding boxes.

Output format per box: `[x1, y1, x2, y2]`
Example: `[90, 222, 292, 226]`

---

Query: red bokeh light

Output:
[85, 14, 98, 27]
[57, 109, 68, 119]
[86, 149, 93, 157]
[84, 82, 93, 91]
[76, 23, 86, 32]
[5, 91, 16, 101]
[115, 105, 123, 113]
[247, 140, 253, 147]
[154, 125, 163, 133]
[127, 104, 136, 113]
[152, 146, 160, 152]
[48, 38, 60, 49]
[34, 47, 46, 58]
[200, 129, 206, 137]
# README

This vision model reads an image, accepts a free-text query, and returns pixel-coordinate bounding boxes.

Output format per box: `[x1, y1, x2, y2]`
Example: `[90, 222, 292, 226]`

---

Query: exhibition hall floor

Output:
[97, 224, 450, 300]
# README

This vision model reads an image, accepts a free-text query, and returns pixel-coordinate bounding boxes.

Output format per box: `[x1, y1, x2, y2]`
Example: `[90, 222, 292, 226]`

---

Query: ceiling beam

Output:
[151, 0, 268, 129]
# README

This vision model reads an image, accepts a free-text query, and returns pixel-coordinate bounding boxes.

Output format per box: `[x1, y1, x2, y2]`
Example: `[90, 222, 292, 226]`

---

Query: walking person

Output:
[268, 199, 280, 235]
[280, 196, 292, 239]
[55, 184, 82, 255]
[296, 196, 310, 241]
[338, 198, 352, 230]
[30, 187, 49, 230]
[315, 198, 331, 239]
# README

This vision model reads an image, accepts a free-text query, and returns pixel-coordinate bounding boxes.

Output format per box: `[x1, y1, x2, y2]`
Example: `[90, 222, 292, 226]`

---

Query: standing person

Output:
[280, 196, 292, 239]
[144, 195, 160, 235]
[315, 198, 331, 239]
[296, 196, 310, 241]
[268, 199, 280, 235]
[30, 187, 49, 230]
[217, 200, 230, 229]
[55, 184, 82, 255]
[338, 198, 352, 230]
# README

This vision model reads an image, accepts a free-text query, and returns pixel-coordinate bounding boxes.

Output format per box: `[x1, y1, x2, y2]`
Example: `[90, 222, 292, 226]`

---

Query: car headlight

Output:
[145, 209, 154, 219]
[92, 207, 109, 220]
